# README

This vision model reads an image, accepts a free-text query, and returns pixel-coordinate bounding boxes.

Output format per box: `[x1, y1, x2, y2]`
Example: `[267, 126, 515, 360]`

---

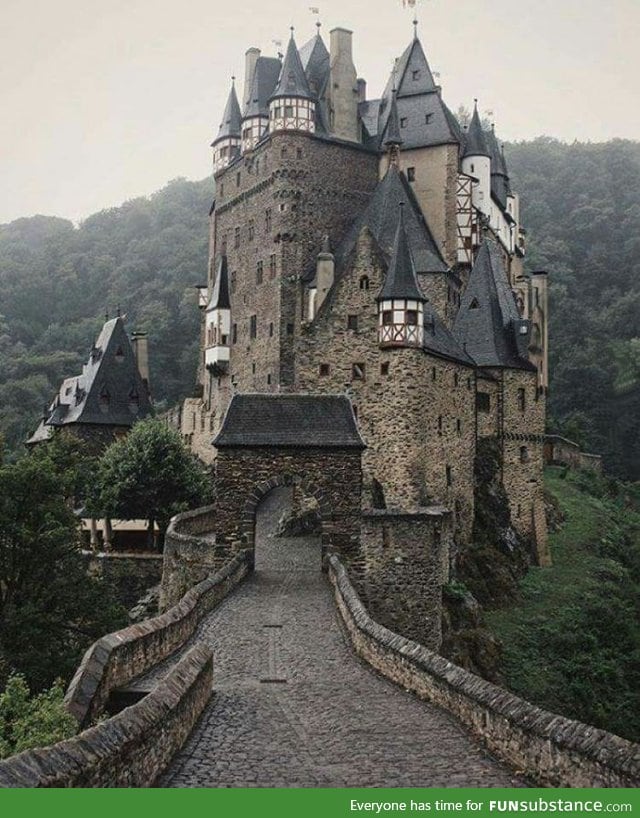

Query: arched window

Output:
[359, 275, 370, 291]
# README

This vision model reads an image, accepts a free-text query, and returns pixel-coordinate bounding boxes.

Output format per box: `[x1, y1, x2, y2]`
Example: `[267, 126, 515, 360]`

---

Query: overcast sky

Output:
[1, 0, 638, 224]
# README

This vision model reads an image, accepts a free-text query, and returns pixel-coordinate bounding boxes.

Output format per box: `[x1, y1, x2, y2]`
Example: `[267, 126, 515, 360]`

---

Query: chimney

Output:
[131, 332, 150, 396]
[357, 77, 367, 103]
[244, 48, 260, 108]
[329, 28, 359, 142]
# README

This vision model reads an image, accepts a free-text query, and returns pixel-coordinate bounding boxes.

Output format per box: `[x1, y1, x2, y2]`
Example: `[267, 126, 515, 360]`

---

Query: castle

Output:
[168, 21, 550, 639]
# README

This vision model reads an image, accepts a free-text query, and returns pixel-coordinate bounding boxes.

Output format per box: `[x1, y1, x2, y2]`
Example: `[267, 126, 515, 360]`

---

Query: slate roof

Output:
[213, 82, 242, 144]
[485, 125, 511, 210]
[334, 164, 447, 275]
[453, 240, 535, 370]
[378, 204, 424, 301]
[299, 31, 329, 98]
[243, 57, 281, 119]
[462, 103, 490, 158]
[207, 255, 231, 311]
[271, 34, 313, 101]
[383, 36, 437, 99]
[27, 317, 153, 444]
[423, 303, 475, 366]
[214, 394, 365, 449]
[382, 92, 403, 147]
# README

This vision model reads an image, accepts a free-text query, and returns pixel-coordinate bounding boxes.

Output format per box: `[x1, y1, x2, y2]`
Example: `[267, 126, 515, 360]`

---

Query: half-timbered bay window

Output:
[269, 97, 315, 134]
[241, 117, 267, 152]
[378, 298, 424, 347]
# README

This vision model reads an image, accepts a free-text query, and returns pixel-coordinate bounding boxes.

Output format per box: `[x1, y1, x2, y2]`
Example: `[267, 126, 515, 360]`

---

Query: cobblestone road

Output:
[160, 489, 524, 787]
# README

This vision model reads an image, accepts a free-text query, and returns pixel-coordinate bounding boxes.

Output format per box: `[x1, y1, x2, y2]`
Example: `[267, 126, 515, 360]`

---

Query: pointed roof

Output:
[270, 32, 313, 101]
[27, 317, 154, 443]
[453, 240, 535, 370]
[334, 164, 447, 275]
[213, 81, 242, 145]
[462, 102, 490, 158]
[378, 203, 426, 301]
[422, 302, 475, 366]
[383, 36, 437, 100]
[485, 125, 511, 209]
[243, 56, 281, 119]
[299, 29, 330, 96]
[383, 91, 403, 147]
[207, 256, 231, 311]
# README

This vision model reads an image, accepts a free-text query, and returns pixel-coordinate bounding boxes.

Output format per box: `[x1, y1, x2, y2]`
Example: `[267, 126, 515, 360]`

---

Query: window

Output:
[407, 167, 416, 182]
[359, 275, 369, 290]
[232, 323, 237, 344]
[467, 377, 472, 390]
[221, 233, 228, 255]
[269, 322, 274, 337]
[250, 315, 257, 339]
[381, 362, 389, 376]
[520, 446, 529, 463]
[265, 208, 272, 231]
[256, 260, 263, 284]
[231, 270, 237, 294]
[248, 220, 254, 241]
[425, 113, 433, 124]
[219, 183, 224, 198]
[432, 367, 437, 381]
[251, 362, 256, 374]
[412, 70, 420, 81]
[456, 419, 462, 434]
[518, 387, 526, 412]
[267, 373, 272, 385]
[284, 105, 294, 117]
[352, 363, 365, 381]
[236, 172, 241, 187]
[470, 163, 475, 173]
[234, 227, 240, 248]
[286, 323, 294, 336]
[476, 392, 491, 413]
[400, 117, 407, 128]
[347, 314, 358, 331]
[446, 465, 453, 487]
[296, 147, 303, 159]
[469, 298, 479, 310]
[406, 309, 418, 325]
[319, 363, 330, 376]
[269, 254, 277, 278]
[382, 310, 393, 326]
[438, 415, 443, 435]
[454, 372, 459, 387]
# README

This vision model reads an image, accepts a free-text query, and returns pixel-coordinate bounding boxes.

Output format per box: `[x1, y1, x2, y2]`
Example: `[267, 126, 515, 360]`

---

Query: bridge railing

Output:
[328, 555, 640, 788]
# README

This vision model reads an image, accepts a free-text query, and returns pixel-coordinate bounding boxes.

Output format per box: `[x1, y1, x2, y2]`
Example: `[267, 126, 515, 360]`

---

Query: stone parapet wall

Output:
[82, 551, 164, 609]
[328, 555, 640, 788]
[67, 550, 250, 725]
[0, 644, 212, 788]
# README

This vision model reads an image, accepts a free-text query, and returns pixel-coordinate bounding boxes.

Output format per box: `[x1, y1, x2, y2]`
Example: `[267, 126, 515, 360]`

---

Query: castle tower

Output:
[461, 101, 491, 220]
[381, 89, 403, 171]
[241, 54, 281, 153]
[269, 30, 316, 134]
[212, 80, 242, 173]
[205, 256, 231, 375]
[328, 28, 359, 141]
[378, 203, 426, 348]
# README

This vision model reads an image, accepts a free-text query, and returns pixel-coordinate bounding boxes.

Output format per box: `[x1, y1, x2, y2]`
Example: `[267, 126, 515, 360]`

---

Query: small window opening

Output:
[381, 362, 390, 376]
[347, 314, 358, 331]
[352, 363, 365, 381]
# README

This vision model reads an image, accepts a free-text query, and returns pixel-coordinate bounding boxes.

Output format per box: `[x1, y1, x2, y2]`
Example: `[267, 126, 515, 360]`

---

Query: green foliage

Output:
[0, 674, 77, 759]
[0, 447, 127, 690]
[0, 177, 213, 459]
[89, 419, 211, 544]
[488, 467, 640, 742]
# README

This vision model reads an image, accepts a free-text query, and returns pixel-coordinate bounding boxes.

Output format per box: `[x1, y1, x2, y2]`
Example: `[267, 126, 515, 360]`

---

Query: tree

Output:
[0, 448, 127, 690]
[90, 419, 211, 547]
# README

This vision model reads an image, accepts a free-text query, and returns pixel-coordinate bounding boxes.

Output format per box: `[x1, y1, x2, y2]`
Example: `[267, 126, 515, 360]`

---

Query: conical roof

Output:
[453, 240, 535, 370]
[383, 36, 437, 100]
[462, 102, 490, 158]
[485, 125, 510, 208]
[271, 33, 313, 101]
[383, 91, 403, 147]
[299, 29, 329, 96]
[213, 81, 242, 145]
[207, 256, 231, 311]
[378, 203, 426, 302]
[243, 56, 281, 119]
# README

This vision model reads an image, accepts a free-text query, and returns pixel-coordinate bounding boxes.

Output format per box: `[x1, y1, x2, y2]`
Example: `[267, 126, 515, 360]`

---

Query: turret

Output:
[269, 30, 316, 134]
[241, 53, 281, 153]
[212, 80, 242, 173]
[205, 256, 231, 374]
[382, 89, 403, 171]
[461, 101, 491, 218]
[378, 203, 426, 348]
[308, 236, 335, 320]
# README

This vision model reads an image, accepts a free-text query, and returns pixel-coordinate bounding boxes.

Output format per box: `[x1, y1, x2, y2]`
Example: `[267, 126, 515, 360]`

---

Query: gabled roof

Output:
[334, 164, 447, 275]
[214, 394, 365, 449]
[299, 30, 329, 97]
[462, 103, 490, 158]
[270, 33, 313, 101]
[423, 303, 475, 366]
[207, 256, 230, 311]
[453, 240, 535, 370]
[378, 203, 425, 301]
[27, 317, 154, 444]
[243, 56, 281, 119]
[213, 82, 242, 145]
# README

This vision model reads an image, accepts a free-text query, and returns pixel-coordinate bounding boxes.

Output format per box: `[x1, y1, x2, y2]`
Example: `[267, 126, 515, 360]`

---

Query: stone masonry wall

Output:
[214, 447, 363, 572]
[67, 551, 250, 725]
[82, 552, 163, 609]
[329, 555, 640, 788]
[359, 509, 452, 650]
[0, 644, 212, 788]
[297, 227, 476, 543]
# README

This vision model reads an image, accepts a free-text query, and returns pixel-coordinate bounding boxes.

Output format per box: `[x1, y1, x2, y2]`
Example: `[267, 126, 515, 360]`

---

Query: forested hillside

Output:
[1, 140, 640, 476]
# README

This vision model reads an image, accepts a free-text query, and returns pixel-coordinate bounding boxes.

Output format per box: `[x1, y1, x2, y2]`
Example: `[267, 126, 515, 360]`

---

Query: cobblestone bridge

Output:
[158, 489, 523, 787]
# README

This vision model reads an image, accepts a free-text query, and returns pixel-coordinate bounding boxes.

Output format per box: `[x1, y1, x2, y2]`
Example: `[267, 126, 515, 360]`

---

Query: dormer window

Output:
[128, 387, 140, 414]
[425, 113, 433, 124]
[359, 275, 370, 290]
[469, 298, 480, 310]
[400, 117, 407, 128]
[412, 70, 420, 81]
[99, 386, 110, 413]
[114, 346, 124, 363]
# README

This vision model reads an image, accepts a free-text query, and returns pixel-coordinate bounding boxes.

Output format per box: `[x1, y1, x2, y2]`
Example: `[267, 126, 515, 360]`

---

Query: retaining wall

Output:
[66, 550, 251, 726]
[328, 555, 640, 788]
[0, 643, 212, 788]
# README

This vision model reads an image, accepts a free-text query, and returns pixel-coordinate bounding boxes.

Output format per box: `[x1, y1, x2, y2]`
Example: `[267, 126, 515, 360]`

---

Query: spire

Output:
[270, 30, 313, 100]
[213, 79, 242, 144]
[207, 256, 231, 311]
[462, 100, 490, 158]
[383, 90, 403, 150]
[379, 203, 426, 302]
